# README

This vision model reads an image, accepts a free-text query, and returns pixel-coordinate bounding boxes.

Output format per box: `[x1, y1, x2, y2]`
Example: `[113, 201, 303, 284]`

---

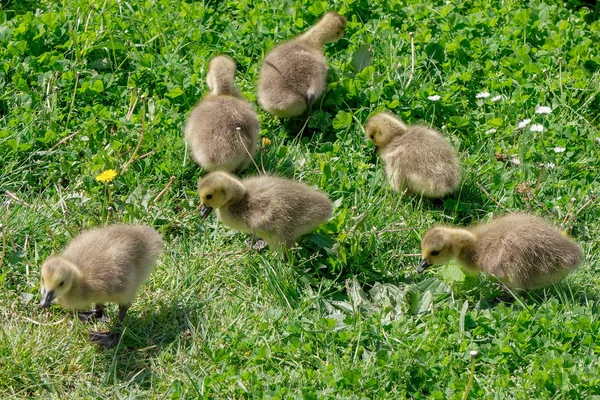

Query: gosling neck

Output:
[383, 114, 408, 137]
[223, 179, 247, 207]
[376, 114, 409, 148]
[298, 26, 327, 50]
[211, 78, 241, 98]
[450, 229, 478, 271]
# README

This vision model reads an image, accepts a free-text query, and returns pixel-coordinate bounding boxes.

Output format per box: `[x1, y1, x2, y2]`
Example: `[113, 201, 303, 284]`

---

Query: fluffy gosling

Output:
[39, 224, 163, 348]
[365, 112, 461, 198]
[419, 213, 583, 290]
[258, 11, 347, 118]
[197, 171, 333, 249]
[185, 55, 259, 173]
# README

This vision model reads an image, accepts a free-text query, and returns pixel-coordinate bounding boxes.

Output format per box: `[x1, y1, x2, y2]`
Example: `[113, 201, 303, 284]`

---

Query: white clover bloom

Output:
[491, 95, 502, 102]
[428, 95, 441, 102]
[554, 147, 566, 153]
[595, 138, 600, 145]
[511, 157, 521, 165]
[476, 92, 490, 99]
[486, 129, 497, 134]
[535, 106, 552, 114]
[546, 162, 555, 169]
[530, 124, 544, 132]
[518, 119, 531, 129]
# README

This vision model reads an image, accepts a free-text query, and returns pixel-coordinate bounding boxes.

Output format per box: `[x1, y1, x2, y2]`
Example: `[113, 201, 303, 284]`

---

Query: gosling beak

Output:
[200, 204, 213, 219]
[417, 259, 433, 273]
[372, 145, 379, 154]
[39, 289, 54, 308]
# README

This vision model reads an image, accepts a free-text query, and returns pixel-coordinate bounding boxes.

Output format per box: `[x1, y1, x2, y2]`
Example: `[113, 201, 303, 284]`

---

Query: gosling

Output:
[258, 11, 347, 118]
[185, 55, 259, 173]
[197, 171, 333, 249]
[39, 224, 163, 348]
[365, 112, 461, 198]
[419, 213, 584, 290]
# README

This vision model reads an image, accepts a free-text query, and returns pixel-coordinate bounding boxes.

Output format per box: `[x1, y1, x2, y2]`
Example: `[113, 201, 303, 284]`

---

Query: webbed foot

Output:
[89, 330, 121, 348]
[78, 305, 105, 322]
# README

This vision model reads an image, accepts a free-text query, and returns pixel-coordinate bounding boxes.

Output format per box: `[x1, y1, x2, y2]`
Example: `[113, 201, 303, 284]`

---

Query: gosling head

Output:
[365, 112, 408, 153]
[314, 12, 347, 43]
[39, 256, 79, 307]
[206, 55, 238, 96]
[197, 171, 245, 219]
[418, 227, 461, 273]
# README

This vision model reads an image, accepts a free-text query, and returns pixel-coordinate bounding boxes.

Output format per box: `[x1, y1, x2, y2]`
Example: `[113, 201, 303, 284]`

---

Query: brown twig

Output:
[562, 198, 577, 226]
[405, 32, 415, 88]
[476, 182, 510, 212]
[534, 163, 544, 192]
[23, 234, 30, 276]
[136, 150, 155, 160]
[0, 224, 5, 270]
[563, 196, 596, 229]
[65, 72, 80, 128]
[153, 176, 176, 204]
[374, 227, 413, 237]
[126, 88, 141, 121]
[193, 248, 251, 259]
[21, 315, 68, 326]
[237, 127, 263, 174]
[558, 57, 563, 95]
[4, 191, 29, 207]
[122, 95, 147, 172]
[49, 131, 80, 151]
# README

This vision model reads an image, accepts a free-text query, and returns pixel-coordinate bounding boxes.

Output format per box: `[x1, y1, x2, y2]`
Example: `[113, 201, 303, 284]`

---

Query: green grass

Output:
[1, 0, 600, 398]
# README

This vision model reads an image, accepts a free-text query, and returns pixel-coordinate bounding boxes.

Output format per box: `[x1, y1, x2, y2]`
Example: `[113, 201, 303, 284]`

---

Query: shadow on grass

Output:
[88, 299, 205, 386]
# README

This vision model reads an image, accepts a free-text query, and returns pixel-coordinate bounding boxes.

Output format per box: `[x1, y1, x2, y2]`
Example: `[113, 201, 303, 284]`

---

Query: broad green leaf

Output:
[332, 111, 352, 130]
[351, 44, 372, 73]
[167, 87, 184, 98]
[91, 80, 104, 93]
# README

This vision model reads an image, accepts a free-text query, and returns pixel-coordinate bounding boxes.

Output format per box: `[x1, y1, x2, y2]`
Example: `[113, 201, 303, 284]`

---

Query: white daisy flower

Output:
[476, 92, 490, 99]
[535, 106, 552, 114]
[511, 157, 521, 165]
[491, 95, 502, 102]
[485, 129, 497, 134]
[545, 162, 555, 169]
[554, 147, 566, 153]
[530, 124, 544, 132]
[518, 119, 531, 129]
[428, 95, 441, 102]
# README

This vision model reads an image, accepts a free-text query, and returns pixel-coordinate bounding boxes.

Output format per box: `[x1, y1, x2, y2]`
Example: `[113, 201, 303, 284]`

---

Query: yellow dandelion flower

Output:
[262, 137, 272, 146]
[95, 169, 117, 183]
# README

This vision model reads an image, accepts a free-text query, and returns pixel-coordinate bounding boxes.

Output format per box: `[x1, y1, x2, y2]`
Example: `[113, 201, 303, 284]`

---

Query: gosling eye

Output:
[59, 281, 65, 287]
[206, 194, 213, 200]
[430, 250, 440, 256]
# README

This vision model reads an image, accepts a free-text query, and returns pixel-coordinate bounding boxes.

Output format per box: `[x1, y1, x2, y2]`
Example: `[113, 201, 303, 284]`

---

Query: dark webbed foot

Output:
[491, 293, 516, 304]
[252, 239, 267, 251]
[89, 330, 121, 348]
[88, 304, 129, 348]
[77, 304, 105, 322]
[245, 237, 267, 251]
[492, 282, 516, 304]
